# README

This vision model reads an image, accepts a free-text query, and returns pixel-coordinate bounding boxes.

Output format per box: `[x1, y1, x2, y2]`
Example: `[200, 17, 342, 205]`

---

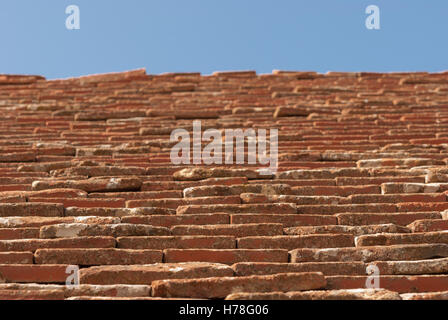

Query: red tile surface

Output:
[1, 69, 448, 299]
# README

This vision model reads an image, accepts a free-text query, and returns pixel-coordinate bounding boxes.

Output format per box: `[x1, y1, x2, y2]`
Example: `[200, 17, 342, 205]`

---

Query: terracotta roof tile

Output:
[1, 68, 448, 299]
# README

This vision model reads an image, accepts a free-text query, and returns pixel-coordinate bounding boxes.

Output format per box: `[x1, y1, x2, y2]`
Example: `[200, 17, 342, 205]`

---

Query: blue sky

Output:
[0, 0, 447, 79]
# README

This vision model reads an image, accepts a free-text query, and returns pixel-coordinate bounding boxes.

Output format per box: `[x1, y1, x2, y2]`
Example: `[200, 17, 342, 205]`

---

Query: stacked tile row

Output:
[0, 69, 448, 299]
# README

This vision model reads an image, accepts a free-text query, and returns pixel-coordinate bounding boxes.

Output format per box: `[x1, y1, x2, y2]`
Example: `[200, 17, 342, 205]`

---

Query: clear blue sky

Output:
[1, 0, 447, 79]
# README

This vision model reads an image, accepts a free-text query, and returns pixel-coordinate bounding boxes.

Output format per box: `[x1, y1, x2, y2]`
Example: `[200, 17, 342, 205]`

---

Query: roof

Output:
[0, 68, 448, 300]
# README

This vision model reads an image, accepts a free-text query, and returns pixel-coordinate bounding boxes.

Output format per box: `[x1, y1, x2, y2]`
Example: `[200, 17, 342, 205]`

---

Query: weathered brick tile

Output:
[0, 289, 65, 300]
[355, 231, 448, 246]
[80, 262, 234, 285]
[0, 203, 63, 217]
[0, 236, 115, 252]
[407, 219, 448, 232]
[250, 194, 349, 205]
[31, 177, 142, 192]
[141, 177, 248, 191]
[336, 176, 425, 186]
[171, 223, 283, 237]
[173, 168, 272, 181]
[164, 249, 288, 264]
[51, 166, 146, 177]
[0, 282, 151, 298]
[230, 214, 337, 227]
[401, 291, 448, 300]
[35, 248, 162, 265]
[349, 193, 446, 204]
[239, 193, 268, 203]
[426, 171, 448, 183]
[0, 252, 33, 264]
[117, 236, 236, 249]
[33, 143, 76, 157]
[17, 161, 73, 173]
[0, 178, 36, 187]
[397, 202, 448, 212]
[74, 109, 146, 121]
[290, 244, 448, 262]
[441, 209, 448, 220]
[140, 175, 172, 182]
[381, 182, 441, 194]
[173, 109, 220, 119]
[69, 284, 151, 298]
[226, 289, 402, 300]
[276, 168, 368, 180]
[0, 185, 31, 192]
[65, 296, 188, 300]
[284, 224, 410, 236]
[297, 203, 396, 215]
[122, 214, 229, 228]
[0, 265, 70, 283]
[183, 184, 292, 198]
[0, 151, 35, 162]
[88, 191, 182, 200]
[232, 261, 367, 276]
[0, 172, 48, 178]
[0, 216, 120, 228]
[126, 195, 241, 209]
[152, 272, 326, 298]
[177, 203, 297, 215]
[238, 234, 354, 250]
[372, 257, 448, 275]
[0, 228, 40, 240]
[259, 179, 336, 187]
[26, 188, 88, 199]
[0, 194, 27, 203]
[65, 207, 175, 217]
[76, 146, 159, 156]
[274, 105, 310, 118]
[291, 185, 380, 196]
[40, 223, 170, 239]
[326, 275, 448, 293]
[336, 212, 441, 226]
[357, 158, 443, 168]
[369, 168, 428, 177]
[29, 197, 126, 208]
